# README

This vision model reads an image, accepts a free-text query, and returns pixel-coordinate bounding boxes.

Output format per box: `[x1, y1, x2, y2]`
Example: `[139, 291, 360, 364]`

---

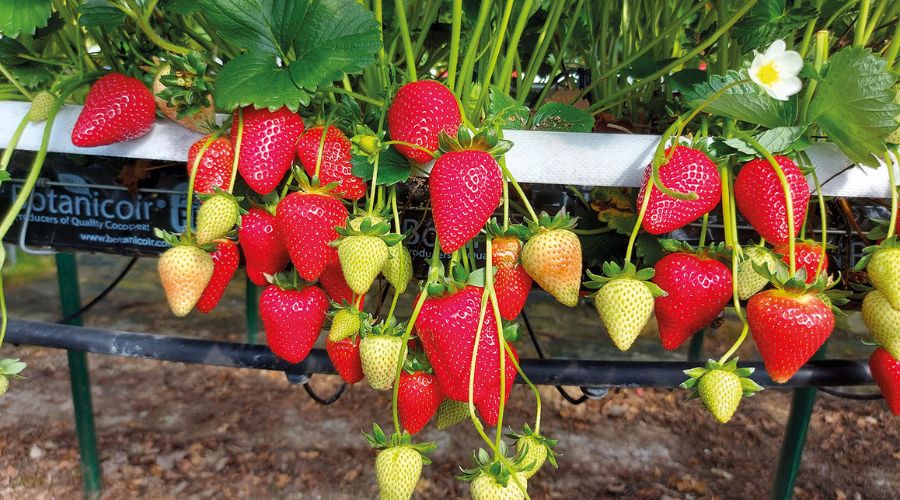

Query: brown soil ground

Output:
[0, 253, 898, 499]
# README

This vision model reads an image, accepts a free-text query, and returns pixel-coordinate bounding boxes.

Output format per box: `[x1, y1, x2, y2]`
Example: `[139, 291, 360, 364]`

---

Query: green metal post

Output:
[771, 344, 828, 500]
[687, 330, 705, 362]
[246, 276, 259, 344]
[55, 253, 101, 498]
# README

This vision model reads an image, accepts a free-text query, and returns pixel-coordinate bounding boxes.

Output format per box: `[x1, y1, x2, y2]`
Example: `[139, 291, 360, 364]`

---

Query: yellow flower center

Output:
[756, 62, 780, 86]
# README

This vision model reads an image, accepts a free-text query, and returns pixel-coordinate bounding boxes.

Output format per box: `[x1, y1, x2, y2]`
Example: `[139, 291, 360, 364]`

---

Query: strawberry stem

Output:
[447, 0, 462, 92]
[0, 113, 30, 172]
[625, 180, 653, 263]
[393, 0, 418, 82]
[226, 109, 244, 194]
[699, 213, 709, 247]
[390, 241, 441, 434]
[382, 140, 438, 159]
[718, 163, 751, 365]
[502, 179, 510, 231]
[185, 133, 221, 240]
[499, 157, 538, 222]
[737, 132, 797, 275]
[886, 148, 898, 240]
[804, 153, 828, 276]
[386, 287, 400, 320]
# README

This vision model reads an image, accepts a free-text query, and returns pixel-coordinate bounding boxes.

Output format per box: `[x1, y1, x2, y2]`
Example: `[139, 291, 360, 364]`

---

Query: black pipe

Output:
[5, 319, 874, 388]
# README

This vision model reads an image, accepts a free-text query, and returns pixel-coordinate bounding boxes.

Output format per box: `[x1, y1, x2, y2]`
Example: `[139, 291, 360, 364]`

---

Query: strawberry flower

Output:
[749, 40, 803, 101]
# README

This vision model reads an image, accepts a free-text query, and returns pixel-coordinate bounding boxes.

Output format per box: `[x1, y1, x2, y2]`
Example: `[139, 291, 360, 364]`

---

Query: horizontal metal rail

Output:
[6, 319, 873, 388]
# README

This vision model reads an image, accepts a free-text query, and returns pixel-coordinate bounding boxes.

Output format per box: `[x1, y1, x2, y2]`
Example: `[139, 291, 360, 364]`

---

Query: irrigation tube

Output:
[5, 319, 874, 389]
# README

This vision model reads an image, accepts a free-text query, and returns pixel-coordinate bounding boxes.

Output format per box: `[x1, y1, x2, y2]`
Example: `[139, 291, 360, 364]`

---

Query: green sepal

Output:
[457, 442, 522, 485]
[153, 228, 216, 252]
[361, 316, 406, 339]
[659, 239, 732, 262]
[524, 208, 578, 237]
[752, 259, 830, 294]
[0, 358, 27, 378]
[584, 261, 665, 297]
[363, 424, 437, 460]
[486, 218, 529, 240]
[680, 357, 763, 401]
[437, 128, 513, 159]
[264, 269, 311, 291]
[403, 350, 434, 375]
[502, 322, 520, 343]
[854, 236, 900, 271]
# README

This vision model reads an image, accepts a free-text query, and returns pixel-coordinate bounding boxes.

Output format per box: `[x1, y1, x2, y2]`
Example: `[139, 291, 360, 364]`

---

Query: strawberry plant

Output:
[2, 1, 900, 496]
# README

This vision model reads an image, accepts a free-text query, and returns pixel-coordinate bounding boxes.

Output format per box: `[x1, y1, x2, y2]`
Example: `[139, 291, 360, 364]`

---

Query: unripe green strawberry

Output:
[196, 193, 240, 245]
[158, 245, 214, 317]
[382, 244, 413, 293]
[867, 247, 900, 309]
[338, 235, 388, 295]
[737, 246, 777, 300]
[515, 436, 546, 479]
[329, 308, 361, 341]
[470, 473, 528, 500]
[698, 369, 742, 423]
[435, 399, 469, 429]
[594, 279, 654, 351]
[862, 290, 900, 359]
[375, 446, 424, 500]
[360, 335, 403, 391]
[27, 91, 55, 122]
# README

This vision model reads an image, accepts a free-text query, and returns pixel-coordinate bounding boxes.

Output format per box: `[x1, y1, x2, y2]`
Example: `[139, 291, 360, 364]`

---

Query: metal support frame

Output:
[54, 253, 101, 498]
[771, 345, 828, 500]
[245, 276, 259, 344]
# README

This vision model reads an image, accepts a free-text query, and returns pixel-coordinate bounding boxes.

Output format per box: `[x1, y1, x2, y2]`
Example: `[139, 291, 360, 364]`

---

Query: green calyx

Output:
[362, 316, 407, 339]
[753, 259, 831, 296]
[403, 350, 433, 375]
[584, 261, 666, 297]
[153, 228, 217, 251]
[363, 424, 437, 463]
[290, 166, 341, 195]
[680, 358, 763, 398]
[424, 261, 495, 297]
[437, 128, 513, 158]
[486, 218, 528, 240]
[332, 216, 404, 247]
[350, 124, 382, 157]
[525, 209, 578, 238]
[659, 239, 732, 262]
[505, 424, 558, 469]
[457, 442, 523, 486]
[264, 269, 311, 291]
[853, 236, 900, 271]
[155, 52, 215, 121]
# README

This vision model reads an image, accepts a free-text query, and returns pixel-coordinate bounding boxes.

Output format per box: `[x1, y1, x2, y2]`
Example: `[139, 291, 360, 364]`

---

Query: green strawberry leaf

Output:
[213, 52, 312, 111]
[807, 46, 900, 167]
[731, 0, 819, 52]
[0, 0, 52, 37]
[77, 0, 126, 28]
[286, 0, 381, 89]
[684, 70, 797, 129]
[0, 171, 11, 182]
[163, 0, 202, 15]
[350, 148, 411, 186]
[486, 86, 529, 130]
[203, 0, 380, 110]
[531, 102, 594, 132]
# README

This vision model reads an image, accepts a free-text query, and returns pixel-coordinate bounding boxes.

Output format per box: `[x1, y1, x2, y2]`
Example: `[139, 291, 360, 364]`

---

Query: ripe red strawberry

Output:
[197, 239, 240, 313]
[238, 207, 290, 285]
[430, 150, 502, 253]
[774, 241, 828, 284]
[319, 260, 357, 305]
[493, 236, 532, 320]
[232, 106, 305, 194]
[734, 156, 810, 245]
[72, 73, 156, 147]
[387, 80, 462, 163]
[637, 146, 721, 234]
[296, 126, 366, 200]
[275, 192, 348, 282]
[398, 371, 444, 434]
[260, 284, 329, 363]
[869, 347, 900, 415]
[187, 135, 235, 194]
[326, 335, 364, 384]
[414, 286, 518, 427]
[652, 252, 732, 350]
[748, 290, 834, 383]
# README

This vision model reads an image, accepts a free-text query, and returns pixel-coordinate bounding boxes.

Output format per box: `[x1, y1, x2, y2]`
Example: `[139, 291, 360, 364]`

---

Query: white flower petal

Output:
[775, 50, 804, 76]
[776, 76, 803, 97]
[765, 39, 786, 58]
